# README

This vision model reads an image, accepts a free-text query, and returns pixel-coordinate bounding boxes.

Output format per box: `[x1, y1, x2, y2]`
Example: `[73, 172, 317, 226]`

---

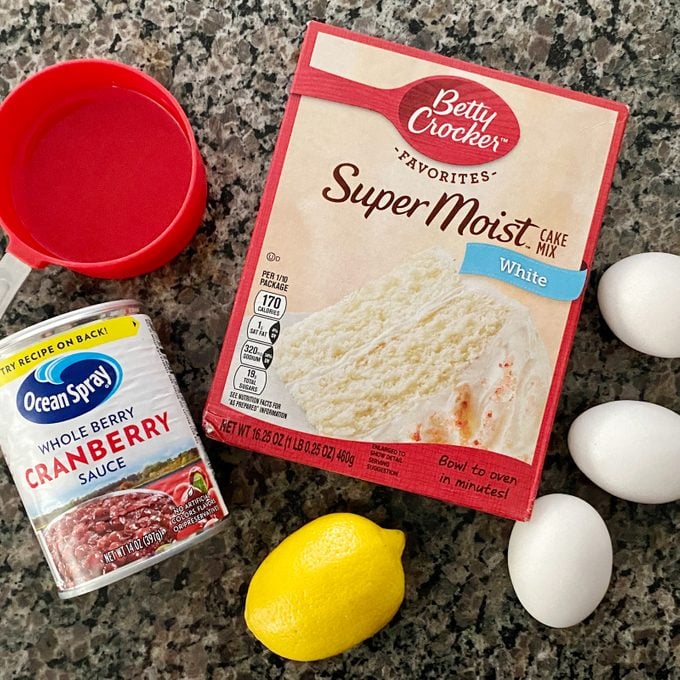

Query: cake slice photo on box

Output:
[274, 247, 551, 463]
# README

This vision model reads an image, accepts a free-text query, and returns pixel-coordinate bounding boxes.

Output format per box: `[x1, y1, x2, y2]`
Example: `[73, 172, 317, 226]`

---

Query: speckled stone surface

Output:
[0, 1, 678, 678]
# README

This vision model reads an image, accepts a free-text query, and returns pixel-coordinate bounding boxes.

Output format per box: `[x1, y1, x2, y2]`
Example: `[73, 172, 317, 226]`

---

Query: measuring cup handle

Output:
[0, 252, 31, 320]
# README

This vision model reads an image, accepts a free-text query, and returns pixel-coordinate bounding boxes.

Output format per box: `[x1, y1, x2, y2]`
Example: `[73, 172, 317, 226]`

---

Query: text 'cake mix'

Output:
[204, 22, 628, 520]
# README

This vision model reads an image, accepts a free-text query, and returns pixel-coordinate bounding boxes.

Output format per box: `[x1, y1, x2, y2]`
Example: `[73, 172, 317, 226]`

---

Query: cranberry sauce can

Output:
[0, 300, 228, 598]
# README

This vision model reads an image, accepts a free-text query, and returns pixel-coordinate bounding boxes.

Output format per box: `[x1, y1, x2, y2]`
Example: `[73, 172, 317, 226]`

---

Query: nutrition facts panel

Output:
[231, 291, 286, 396]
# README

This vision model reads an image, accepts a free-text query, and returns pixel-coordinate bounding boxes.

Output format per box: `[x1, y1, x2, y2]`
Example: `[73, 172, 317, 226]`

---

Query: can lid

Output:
[0, 59, 206, 279]
[0, 299, 139, 356]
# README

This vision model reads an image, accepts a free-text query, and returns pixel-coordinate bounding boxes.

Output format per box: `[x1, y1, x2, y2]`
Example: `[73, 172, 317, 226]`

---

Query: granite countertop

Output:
[0, 1, 678, 678]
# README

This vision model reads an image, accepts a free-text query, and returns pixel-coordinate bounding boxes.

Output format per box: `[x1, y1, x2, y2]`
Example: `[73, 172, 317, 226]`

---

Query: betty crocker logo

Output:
[291, 68, 521, 167]
[396, 76, 520, 165]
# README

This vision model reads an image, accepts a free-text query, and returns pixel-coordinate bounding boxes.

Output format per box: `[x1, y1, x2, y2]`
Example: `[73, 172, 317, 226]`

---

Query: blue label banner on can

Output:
[459, 243, 587, 301]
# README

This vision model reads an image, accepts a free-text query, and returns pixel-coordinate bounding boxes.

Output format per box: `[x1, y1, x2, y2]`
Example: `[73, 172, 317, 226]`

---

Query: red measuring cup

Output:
[0, 59, 207, 318]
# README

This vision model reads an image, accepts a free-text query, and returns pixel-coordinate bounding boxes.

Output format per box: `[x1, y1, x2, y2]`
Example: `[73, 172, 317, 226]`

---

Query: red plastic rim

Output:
[0, 59, 206, 279]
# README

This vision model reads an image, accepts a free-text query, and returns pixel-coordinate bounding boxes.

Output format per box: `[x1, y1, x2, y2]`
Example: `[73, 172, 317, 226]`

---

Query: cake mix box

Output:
[204, 22, 628, 520]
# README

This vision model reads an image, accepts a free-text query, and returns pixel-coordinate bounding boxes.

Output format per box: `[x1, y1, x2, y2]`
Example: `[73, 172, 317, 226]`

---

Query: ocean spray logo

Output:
[397, 76, 520, 165]
[17, 352, 122, 424]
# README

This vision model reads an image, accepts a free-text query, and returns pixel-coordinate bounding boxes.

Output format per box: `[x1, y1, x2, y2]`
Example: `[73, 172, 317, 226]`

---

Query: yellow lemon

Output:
[244, 512, 406, 661]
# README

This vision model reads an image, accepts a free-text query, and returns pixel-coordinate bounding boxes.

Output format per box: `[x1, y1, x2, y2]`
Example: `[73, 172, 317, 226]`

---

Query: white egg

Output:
[568, 400, 680, 504]
[507, 494, 612, 628]
[597, 252, 680, 358]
